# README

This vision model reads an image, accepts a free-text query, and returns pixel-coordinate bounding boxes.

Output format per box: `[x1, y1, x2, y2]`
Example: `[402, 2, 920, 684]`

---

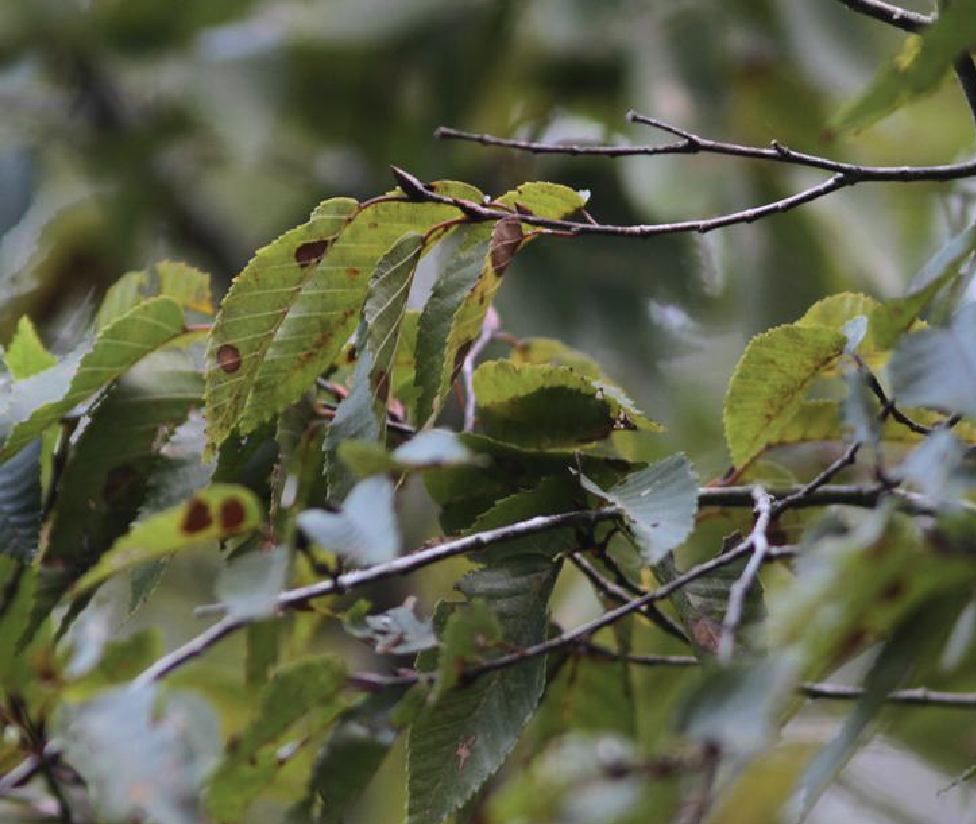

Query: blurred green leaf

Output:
[298, 476, 400, 566]
[339, 428, 482, 478]
[215, 545, 289, 620]
[831, 2, 976, 134]
[345, 597, 437, 655]
[4, 315, 56, 379]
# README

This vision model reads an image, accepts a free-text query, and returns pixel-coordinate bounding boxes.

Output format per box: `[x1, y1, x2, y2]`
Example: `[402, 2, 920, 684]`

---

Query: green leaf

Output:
[206, 657, 348, 821]
[472, 361, 663, 449]
[1, 296, 187, 461]
[95, 271, 151, 330]
[4, 316, 57, 379]
[297, 476, 400, 566]
[155, 260, 214, 314]
[205, 184, 482, 450]
[70, 483, 263, 596]
[889, 302, 976, 418]
[724, 323, 845, 467]
[407, 555, 559, 824]
[60, 685, 222, 824]
[26, 347, 205, 643]
[414, 183, 588, 426]
[830, 2, 976, 135]
[339, 429, 482, 478]
[580, 455, 698, 564]
[0, 438, 42, 561]
[323, 232, 426, 500]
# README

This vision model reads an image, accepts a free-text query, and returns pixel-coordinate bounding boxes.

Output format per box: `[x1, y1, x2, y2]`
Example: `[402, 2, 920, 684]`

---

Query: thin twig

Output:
[770, 442, 862, 517]
[798, 683, 976, 707]
[462, 307, 499, 432]
[570, 553, 689, 643]
[718, 486, 773, 663]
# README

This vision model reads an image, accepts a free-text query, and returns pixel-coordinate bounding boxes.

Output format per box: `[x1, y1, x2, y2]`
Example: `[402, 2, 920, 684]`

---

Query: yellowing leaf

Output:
[70, 484, 262, 595]
[723, 324, 845, 467]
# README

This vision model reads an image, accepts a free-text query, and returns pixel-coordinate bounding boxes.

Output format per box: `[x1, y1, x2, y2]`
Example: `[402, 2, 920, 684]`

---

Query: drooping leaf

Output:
[297, 476, 400, 566]
[407, 555, 559, 824]
[414, 183, 588, 426]
[580, 455, 698, 564]
[338, 428, 482, 478]
[345, 597, 437, 655]
[323, 233, 426, 500]
[830, 2, 976, 135]
[723, 323, 845, 467]
[889, 302, 976, 418]
[60, 685, 222, 824]
[70, 484, 263, 596]
[206, 657, 348, 822]
[4, 315, 56, 379]
[472, 361, 663, 449]
[205, 184, 482, 450]
[1, 296, 187, 460]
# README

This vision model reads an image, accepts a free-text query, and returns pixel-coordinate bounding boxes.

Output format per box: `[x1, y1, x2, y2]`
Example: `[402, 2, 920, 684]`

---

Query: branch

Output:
[718, 486, 773, 662]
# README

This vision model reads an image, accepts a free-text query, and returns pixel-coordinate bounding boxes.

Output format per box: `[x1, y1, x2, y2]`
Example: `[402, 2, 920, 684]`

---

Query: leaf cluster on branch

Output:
[4, 2, 976, 823]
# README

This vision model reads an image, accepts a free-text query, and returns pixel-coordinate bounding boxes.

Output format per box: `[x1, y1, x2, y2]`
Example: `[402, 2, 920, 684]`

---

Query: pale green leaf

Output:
[215, 545, 290, 620]
[580, 454, 698, 564]
[156, 260, 214, 314]
[1, 296, 187, 461]
[345, 597, 437, 655]
[95, 271, 151, 331]
[297, 476, 400, 566]
[723, 324, 845, 467]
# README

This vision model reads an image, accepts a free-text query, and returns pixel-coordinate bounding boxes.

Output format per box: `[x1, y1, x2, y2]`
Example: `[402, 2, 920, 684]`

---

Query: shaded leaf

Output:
[70, 484, 262, 596]
[472, 361, 662, 449]
[206, 657, 348, 821]
[1, 296, 187, 460]
[297, 476, 400, 566]
[724, 323, 845, 467]
[407, 555, 559, 824]
[510, 336, 606, 380]
[0, 437, 42, 561]
[580, 455, 698, 564]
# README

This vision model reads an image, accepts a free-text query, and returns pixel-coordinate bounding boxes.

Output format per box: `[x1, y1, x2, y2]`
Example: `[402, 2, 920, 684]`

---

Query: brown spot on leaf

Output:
[220, 498, 247, 531]
[490, 218, 524, 276]
[102, 464, 140, 504]
[455, 735, 476, 771]
[689, 618, 721, 654]
[182, 498, 213, 534]
[346, 267, 360, 279]
[451, 340, 474, 382]
[880, 578, 907, 602]
[373, 370, 391, 403]
[216, 344, 242, 373]
[295, 239, 330, 268]
[367, 221, 379, 229]
[346, 346, 357, 364]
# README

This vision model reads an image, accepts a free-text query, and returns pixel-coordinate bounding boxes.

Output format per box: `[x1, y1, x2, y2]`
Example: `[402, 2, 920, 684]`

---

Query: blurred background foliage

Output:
[2, 2, 976, 822]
